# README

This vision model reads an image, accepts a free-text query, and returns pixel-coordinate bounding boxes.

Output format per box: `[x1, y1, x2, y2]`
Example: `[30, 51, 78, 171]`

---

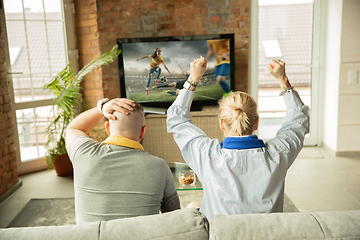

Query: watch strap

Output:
[183, 80, 197, 91]
[97, 98, 110, 115]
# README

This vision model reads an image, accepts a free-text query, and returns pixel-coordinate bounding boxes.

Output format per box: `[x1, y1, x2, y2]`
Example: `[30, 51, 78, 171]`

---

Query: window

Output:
[4, 0, 77, 172]
[251, 0, 320, 145]
[261, 40, 283, 59]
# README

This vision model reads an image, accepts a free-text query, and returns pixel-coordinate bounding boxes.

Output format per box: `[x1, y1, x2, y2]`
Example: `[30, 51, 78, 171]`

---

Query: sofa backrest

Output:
[0, 221, 100, 240]
[100, 208, 209, 240]
[0, 208, 209, 240]
[2, 209, 360, 240]
[209, 210, 360, 240]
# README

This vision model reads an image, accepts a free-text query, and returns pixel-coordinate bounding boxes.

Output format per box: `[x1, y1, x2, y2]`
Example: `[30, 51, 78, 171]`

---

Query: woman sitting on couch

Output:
[167, 57, 310, 221]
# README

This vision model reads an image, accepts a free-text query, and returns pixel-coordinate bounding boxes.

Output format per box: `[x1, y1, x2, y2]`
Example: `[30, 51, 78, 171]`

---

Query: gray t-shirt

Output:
[68, 136, 176, 224]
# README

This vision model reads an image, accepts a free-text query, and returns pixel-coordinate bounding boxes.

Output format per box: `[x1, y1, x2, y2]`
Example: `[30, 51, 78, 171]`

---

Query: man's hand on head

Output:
[102, 98, 135, 120]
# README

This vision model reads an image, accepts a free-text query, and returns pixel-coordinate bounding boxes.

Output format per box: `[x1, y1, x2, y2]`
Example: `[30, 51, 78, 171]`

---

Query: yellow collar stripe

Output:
[103, 136, 144, 151]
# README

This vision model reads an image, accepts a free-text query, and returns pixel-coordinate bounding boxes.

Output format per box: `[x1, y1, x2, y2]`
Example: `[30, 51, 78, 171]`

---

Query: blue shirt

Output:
[167, 89, 310, 221]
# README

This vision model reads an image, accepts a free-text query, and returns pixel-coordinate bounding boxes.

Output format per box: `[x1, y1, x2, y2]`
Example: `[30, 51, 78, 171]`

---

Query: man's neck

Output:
[104, 135, 144, 150]
[110, 134, 140, 143]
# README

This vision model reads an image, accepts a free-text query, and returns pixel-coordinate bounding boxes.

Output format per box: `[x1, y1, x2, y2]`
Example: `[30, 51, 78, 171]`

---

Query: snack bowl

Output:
[179, 170, 196, 186]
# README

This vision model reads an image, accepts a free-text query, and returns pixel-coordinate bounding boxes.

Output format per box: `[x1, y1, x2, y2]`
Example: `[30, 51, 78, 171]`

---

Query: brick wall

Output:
[74, 0, 103, 109]
[74, 0, 249, 107]
[0, 0, 249, 197]
[0, 14, 19, 197]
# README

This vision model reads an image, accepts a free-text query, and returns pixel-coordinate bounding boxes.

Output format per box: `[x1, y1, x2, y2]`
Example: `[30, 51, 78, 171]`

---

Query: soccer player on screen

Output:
[205, 39, 231, 93]
[152, 64, 189, 96]
[137, 48, 172, 95]
[178, 64, 190, 80]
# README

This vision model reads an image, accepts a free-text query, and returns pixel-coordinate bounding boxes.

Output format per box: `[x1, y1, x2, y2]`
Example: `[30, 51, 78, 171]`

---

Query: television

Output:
[117, 34, 235, 113]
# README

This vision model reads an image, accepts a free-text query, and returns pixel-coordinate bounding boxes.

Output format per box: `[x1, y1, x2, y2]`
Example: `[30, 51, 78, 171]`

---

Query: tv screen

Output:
[117, 34, 235, 113]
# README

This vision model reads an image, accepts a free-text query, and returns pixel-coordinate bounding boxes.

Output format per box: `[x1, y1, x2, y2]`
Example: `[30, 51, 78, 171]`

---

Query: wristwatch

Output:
[183, 80, 197, 91]
[97, 98, 110, 115]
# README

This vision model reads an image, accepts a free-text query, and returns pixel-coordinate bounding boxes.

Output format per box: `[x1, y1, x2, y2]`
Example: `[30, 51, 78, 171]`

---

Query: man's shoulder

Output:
[68, 136, 99, 162]
[72, 135, 93, 143]
[142, 151, 167, 162]
[70, 136, 98, 149]
[113, 147, 165, 163]
[137, 151, 169, 167]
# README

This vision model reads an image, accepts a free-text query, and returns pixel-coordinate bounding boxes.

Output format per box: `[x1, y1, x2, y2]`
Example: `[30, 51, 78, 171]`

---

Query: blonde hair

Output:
[218, 91, 259, 136]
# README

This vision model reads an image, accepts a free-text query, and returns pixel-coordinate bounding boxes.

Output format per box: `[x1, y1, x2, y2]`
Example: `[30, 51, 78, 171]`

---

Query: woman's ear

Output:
[105, 121, 110, 136]
[219, 119, 226, 131]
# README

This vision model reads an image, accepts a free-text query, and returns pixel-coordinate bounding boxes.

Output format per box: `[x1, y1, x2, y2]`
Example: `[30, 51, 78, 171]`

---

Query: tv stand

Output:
[142, 105, 222, 164]
[143, 106, 167, 115]
[190, 105, 202, 112]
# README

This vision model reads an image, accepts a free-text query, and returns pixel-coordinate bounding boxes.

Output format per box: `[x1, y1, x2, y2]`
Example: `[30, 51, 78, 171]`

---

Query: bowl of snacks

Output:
[179, 170, 196, 186]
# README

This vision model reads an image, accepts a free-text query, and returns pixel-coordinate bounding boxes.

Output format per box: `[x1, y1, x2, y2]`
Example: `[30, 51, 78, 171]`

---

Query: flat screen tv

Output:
[117, 34, 235, 113]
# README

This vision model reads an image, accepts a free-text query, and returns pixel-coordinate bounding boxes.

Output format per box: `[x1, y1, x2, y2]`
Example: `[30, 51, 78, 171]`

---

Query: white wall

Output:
[321, 0, 342, 152]
[322, 0, 360, 155]
[337, 0, 360, 154]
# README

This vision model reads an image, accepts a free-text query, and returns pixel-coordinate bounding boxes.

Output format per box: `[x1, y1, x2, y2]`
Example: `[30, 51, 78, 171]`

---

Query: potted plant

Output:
[44, 45, 121, 176]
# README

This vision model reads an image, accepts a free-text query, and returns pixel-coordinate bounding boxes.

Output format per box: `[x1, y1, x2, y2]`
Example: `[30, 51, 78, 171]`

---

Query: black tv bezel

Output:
[117, 33, 235, 110]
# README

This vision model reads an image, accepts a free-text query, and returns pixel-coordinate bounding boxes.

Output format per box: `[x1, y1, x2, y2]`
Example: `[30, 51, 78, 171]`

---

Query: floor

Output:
[0, 146, 360, 228]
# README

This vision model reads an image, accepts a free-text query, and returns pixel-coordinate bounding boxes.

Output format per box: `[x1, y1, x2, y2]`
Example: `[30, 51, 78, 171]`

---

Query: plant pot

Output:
[53, 154, 73, 176]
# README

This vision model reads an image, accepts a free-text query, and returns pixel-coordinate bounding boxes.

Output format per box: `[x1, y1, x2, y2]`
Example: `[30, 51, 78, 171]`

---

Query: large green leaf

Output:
[44, 63, 74, 95]
[74, 45, 121, 84]
[43, 45, 121, 168]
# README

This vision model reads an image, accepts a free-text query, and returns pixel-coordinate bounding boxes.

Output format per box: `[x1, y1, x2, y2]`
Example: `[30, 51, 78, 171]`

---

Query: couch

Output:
[0, 208, 359, 240]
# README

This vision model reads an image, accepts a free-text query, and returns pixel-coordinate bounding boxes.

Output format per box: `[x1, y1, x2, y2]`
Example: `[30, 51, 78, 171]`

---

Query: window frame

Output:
[250, 0, 322, 146]
[5, 0, 78, 174]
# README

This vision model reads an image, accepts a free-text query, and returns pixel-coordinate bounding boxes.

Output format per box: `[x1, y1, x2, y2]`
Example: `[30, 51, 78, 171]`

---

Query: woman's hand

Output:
[188, 56, 207, 84]
[102, 98, 135, 120]
[267, 59, 291, 91]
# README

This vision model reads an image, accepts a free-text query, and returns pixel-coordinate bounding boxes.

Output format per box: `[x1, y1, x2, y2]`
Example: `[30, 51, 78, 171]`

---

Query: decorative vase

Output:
[53, 154, 73, 176]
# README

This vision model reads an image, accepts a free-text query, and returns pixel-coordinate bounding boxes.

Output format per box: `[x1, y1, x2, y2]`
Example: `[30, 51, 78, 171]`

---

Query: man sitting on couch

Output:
[66, 98, 180, 224]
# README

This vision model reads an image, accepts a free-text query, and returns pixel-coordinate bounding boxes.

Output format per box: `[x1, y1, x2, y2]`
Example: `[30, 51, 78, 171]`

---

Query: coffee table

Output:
[167, 162, 203, 191]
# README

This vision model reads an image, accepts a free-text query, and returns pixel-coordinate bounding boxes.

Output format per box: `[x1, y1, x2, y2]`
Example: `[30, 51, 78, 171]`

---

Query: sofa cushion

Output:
[209, 210, 360, 240]
[0, 221, 100, 240]
[100, 208, 209, 240]
[312, 211, 360, 238]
